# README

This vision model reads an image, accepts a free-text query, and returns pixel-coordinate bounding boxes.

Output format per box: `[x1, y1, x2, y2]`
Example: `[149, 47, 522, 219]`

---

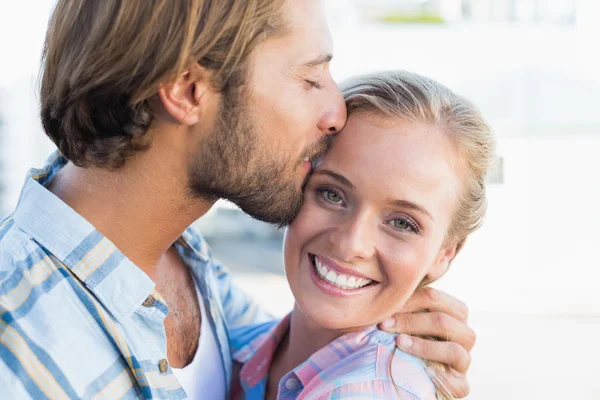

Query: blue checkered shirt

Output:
[0, 152, 272, 399]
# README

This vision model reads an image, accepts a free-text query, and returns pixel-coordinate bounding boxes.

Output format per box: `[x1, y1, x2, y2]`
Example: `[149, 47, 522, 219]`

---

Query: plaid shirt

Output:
[0, 152, 272, 399]
[230, 315, 436, 400]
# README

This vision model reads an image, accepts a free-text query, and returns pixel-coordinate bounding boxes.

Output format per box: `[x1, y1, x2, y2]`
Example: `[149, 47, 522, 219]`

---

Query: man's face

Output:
[189, 0, 346, 225]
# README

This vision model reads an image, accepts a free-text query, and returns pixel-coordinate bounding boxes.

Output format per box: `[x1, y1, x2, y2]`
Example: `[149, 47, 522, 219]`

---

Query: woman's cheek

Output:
[383, 242, 425, 285]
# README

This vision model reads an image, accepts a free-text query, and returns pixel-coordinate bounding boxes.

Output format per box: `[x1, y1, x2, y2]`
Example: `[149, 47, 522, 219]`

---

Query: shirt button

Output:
[158, 358, 169, 373]
[142, 295, 156, 307]
[285, 378, 298, 390]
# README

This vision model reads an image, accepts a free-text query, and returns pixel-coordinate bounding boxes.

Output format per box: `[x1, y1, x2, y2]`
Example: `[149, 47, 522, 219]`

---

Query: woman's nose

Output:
[329, 213, 375, 262]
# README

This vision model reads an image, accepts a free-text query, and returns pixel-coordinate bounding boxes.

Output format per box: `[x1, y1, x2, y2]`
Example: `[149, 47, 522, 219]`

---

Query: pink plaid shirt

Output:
[229, 315, 436, 400]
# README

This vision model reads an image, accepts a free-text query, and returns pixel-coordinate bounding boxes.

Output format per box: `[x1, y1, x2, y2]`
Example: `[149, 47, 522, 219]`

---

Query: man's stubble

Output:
[188, 82, 328, 226]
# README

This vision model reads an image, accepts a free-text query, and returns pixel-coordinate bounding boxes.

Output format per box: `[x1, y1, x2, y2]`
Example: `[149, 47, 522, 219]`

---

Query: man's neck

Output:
[47, 149, 214, 281]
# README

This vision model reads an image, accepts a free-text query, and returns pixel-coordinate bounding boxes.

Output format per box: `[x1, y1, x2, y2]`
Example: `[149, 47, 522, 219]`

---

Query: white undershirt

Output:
[172, 285, 226, 400]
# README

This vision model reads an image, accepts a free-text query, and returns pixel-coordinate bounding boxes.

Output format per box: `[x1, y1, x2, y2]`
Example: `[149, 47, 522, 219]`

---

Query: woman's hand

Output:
[378, 287, 476, 398]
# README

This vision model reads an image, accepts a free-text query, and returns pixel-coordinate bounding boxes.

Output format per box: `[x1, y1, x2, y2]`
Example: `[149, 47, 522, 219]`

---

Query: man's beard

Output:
[188, 84, 329, 226]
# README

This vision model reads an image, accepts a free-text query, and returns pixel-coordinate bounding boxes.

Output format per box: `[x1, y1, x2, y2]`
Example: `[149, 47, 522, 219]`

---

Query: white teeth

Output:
[318, 264, 327, 277]
[346, 277, 356, 287]
[313, 256, 372, 290]
[325, 270, 337, 282]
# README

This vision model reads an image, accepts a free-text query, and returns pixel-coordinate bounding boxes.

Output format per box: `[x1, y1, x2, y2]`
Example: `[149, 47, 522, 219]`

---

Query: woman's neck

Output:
[266, 304, 351, 399]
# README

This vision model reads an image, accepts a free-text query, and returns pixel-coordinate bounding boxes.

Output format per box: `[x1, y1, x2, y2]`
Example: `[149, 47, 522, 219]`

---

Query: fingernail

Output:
[381, 318, 395, 329]
[399, 334, 413, 349]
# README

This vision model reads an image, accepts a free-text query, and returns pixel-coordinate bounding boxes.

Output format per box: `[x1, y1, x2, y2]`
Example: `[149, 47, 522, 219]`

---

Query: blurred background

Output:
[1, 0, 599, 399]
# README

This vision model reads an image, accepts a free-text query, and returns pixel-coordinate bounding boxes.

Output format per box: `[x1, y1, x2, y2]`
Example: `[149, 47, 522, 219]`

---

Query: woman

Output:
[230, 70, 495, 400]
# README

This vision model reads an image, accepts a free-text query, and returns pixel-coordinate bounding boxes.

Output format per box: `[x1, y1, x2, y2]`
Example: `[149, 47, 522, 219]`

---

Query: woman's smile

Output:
[312, 254, 376, 288]
[306, 253, 380, 298]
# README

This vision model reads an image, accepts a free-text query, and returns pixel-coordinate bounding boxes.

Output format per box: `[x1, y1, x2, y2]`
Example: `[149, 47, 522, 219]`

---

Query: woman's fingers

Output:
[396, 333, 472, 374]
[381, 310, 476, 352]
[402, 286, 470, 322]
[425, 365, 471, 399]
[377, 287, 476, 398]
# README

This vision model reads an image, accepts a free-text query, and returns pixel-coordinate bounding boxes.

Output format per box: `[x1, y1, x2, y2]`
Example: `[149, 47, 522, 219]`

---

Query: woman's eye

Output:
[391, 217, 418, 233]
[315, 187, 345, 207]
[324, 190, 342, 203]
[393, 219, 409, 230]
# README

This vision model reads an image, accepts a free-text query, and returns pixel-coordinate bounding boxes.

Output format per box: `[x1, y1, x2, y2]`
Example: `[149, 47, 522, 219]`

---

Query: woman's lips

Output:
[309, 254, 378, 290]
[313, 254, 375, 280]
[307, 255, 377, 298]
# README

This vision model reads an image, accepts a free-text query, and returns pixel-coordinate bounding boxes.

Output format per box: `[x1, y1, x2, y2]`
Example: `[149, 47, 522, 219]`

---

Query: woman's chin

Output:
[289, 267, 382, 332]
[294, 298, 365, 331]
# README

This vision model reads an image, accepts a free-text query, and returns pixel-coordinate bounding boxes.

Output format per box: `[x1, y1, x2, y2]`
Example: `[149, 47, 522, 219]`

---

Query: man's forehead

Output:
[281, 0, 332, 45]
[301, 54, 333, 68]
[254, 0, 334, 71]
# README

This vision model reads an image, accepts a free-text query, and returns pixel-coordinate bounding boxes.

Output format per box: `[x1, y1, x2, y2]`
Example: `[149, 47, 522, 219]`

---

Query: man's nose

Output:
[317, 83, 347, 135]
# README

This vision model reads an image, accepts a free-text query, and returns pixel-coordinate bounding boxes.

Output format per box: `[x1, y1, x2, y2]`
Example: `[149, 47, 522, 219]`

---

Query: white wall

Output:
[0, 0, 58, 214]
[0, 78, 56, 214]
[438, 132, 600, 316]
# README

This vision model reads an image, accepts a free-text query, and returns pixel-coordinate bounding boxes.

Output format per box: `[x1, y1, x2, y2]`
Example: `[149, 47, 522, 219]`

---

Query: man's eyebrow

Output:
[390, 200, 434, 221]
[314, 169, 353, 188]
[302, 54, 333, 68]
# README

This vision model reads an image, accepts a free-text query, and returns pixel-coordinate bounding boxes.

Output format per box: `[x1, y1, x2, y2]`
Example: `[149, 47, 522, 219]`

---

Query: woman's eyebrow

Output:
[390, 199, 434, 221]
[314, 169, 354, 188]
[315, 169, 434, 221]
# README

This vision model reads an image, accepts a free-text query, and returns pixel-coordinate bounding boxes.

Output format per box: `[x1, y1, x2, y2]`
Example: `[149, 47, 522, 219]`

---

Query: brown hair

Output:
[40, 0, 286, 169]
[341, 70, 496, 399]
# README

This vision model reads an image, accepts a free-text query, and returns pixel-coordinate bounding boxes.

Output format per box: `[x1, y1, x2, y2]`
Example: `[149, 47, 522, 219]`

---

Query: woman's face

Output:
[283, 113, 463, 330]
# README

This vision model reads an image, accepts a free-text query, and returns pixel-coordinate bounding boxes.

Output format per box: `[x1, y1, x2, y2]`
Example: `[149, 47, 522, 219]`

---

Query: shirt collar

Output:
[177, 226, 209, 262]
[234, 315, 384, 392]
[13, 151, 156, 321]
[233, 314, 291, 387]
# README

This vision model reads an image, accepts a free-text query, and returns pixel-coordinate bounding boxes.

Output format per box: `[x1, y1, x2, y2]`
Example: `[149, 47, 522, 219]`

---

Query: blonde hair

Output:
[341, 70, 496, 399]
[341, 70, 495, 254]
[40, 0, 286, 169]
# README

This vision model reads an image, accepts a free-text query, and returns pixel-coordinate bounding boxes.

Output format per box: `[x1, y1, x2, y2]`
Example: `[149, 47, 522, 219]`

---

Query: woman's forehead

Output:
[318, 113, 462, 209]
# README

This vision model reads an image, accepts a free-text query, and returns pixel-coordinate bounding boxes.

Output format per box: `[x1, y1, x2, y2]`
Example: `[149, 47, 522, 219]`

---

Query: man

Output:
[0, 0, 475, 398]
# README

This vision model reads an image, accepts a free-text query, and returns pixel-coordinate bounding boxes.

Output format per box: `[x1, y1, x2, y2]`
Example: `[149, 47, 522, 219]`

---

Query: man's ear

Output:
[157, 63, 212, 125]
[425, 243, 458, 284]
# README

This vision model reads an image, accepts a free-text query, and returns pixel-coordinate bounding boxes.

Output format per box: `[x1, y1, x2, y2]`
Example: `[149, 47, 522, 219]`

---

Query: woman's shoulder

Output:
[301, 327, 437, 400]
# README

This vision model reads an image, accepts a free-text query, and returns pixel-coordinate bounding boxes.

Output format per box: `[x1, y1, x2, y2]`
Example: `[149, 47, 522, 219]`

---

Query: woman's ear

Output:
[425, 243, 458, 283]
[157, 63, 212, 125]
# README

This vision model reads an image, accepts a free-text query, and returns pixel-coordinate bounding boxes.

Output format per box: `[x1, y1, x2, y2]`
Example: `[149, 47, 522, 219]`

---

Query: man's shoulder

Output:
[0, 217, 78, 399]
[0, 215, 43, 278]
[0, 213, 25, 248]
[0, 217, 65, 307]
